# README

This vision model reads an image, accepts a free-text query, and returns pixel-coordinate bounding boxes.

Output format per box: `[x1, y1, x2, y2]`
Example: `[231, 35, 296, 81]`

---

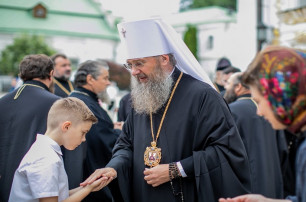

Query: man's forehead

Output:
[55, 57, 69, 64]
[126, 56, 156, 63]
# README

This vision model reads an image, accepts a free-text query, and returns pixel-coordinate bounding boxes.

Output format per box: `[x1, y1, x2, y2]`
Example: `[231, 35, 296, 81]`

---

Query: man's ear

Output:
[62, 121, 72, 132]
[86, 74, 94, 85]
[50, 70, 54, 77]
[234, 83, 243, 95]
[159, 54, 170, 65]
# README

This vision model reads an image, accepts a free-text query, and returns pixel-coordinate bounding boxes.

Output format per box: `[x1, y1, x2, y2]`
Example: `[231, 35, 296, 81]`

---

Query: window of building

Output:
[207, 35, 214, 50]
[33, 4, 47, 18]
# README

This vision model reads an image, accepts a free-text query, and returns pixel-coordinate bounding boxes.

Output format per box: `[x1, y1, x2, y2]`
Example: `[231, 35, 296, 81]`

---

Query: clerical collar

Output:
[171, 67, 182, 81]
[237, 94, 258, 109]
[73, 87, 99, 101]
[237, 94, 252, 99]
[14, 80, 50, 100]
[24, 80, 50, 91]
[54, 76, 69, 83]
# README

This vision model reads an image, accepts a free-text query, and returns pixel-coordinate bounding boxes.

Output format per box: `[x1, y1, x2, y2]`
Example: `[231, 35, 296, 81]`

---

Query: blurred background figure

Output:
[224, 72, 289, 198]
[222, 66, 241, 87]
[117, 92, 132, 122]
[9, 76, 17, 92]
[221, 66, 241, 96]
[213, 57, 232, 93]
[51, 53, 74, 97]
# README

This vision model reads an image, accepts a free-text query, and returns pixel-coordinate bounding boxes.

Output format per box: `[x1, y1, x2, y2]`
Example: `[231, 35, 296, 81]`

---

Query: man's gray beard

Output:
[131, 67, 174, 115]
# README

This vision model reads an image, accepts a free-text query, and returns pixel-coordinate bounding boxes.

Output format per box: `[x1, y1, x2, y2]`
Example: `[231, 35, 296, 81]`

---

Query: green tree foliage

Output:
[0, 34, 56, 76]
[180, 0, 236, 11]
[183, 24, 198, 60]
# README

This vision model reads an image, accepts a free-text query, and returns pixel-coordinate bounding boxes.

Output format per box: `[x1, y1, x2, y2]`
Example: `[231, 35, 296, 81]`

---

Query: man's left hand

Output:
[143, 164, 169, 187]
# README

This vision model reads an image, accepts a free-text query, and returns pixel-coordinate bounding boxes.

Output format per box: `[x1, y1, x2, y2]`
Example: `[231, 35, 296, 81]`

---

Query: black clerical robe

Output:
[107, 68, 251, 202]
[229, 94, 288, 198]
[117, 93, 132, 122]
[64, 87, 120, 201]
[0, 80, 59, 202]
[53, 77, 74, 97]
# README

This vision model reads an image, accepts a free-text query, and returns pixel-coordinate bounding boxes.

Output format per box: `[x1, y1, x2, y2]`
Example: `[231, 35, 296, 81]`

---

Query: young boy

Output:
[9, 97, 111, 202]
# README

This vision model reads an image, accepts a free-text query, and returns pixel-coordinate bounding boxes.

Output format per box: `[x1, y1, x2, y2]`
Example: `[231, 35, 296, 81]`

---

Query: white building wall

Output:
[229, 0, 257, 71]
[196, 0, 257, 76]
[0, 34, 15, 52]
[170, 0, 258, 78]
[49, 36, 118, 63]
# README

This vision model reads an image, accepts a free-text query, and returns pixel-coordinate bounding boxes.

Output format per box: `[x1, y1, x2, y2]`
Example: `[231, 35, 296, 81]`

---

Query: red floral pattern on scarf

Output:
[258, 47, 306, 133]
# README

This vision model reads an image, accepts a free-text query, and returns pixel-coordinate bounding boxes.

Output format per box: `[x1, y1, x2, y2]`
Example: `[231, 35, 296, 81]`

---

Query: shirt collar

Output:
[36, 134, 62, 156]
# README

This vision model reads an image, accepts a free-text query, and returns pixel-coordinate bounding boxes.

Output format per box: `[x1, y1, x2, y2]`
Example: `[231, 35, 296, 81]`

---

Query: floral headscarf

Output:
[258, 46, 306, 133]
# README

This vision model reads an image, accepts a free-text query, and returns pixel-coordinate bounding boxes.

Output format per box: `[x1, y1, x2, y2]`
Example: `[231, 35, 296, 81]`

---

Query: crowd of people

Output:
[0, 17, 305, 202]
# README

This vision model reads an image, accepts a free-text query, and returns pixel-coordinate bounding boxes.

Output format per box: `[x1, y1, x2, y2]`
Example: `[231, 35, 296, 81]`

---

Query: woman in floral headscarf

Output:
[219, 46, 306, 202]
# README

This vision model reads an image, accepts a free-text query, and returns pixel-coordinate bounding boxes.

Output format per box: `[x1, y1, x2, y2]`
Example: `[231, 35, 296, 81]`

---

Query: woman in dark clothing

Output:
[220, 46, 306, 202]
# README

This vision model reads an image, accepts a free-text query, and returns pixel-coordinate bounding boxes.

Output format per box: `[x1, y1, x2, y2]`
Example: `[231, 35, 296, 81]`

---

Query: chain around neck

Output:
[150, 72, 183, 143]
[53, 78, 74, 95]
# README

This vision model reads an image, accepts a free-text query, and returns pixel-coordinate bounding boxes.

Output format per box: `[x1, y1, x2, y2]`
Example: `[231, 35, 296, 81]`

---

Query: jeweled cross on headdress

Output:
[121, 28, 126, 38]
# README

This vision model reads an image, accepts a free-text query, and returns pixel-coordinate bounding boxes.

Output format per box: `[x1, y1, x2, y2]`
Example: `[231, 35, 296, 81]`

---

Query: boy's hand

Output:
[80, 167, 117, 187]
[219, 194, 276, 202]
[85, 177, 113, 192]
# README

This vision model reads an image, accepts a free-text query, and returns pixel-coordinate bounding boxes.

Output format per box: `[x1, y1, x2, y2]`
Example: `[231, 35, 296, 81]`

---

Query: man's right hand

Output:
[80, 167, 117, 187]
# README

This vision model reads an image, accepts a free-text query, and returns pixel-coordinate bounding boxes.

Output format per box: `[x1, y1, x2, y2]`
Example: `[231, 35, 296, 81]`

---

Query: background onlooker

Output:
[213, 57, 232, 93]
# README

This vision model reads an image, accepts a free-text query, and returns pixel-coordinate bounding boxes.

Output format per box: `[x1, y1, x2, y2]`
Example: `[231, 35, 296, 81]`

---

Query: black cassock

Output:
[64, 87, 120, 201]
[107, 68, 251, 202]
[229, 94, 288, 198]
[117, 93, 132, 122]
[0, 80, 59, 202]
[53, 77, 73, 98]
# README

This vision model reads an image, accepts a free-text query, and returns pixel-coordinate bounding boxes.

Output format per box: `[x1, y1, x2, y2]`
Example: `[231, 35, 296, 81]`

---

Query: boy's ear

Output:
[61, 121, 72, 132]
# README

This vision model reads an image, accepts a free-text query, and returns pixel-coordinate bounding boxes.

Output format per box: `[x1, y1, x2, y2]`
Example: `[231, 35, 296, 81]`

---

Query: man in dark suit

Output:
[0, 54, 59, 202]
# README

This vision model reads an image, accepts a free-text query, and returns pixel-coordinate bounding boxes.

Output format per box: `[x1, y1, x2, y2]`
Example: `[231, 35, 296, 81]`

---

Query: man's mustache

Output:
[65, 70, 71, 75]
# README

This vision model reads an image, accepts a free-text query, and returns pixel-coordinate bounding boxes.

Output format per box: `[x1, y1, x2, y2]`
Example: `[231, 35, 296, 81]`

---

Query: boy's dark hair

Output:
[19, 54, 54, 81]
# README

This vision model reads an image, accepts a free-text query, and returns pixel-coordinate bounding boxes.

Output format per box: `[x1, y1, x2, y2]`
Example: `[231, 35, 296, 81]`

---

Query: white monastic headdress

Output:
[117, 17, 215, 88]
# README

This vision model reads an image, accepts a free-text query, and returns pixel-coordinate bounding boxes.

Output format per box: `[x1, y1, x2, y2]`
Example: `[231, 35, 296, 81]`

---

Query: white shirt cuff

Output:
[176, 161, 187, 177]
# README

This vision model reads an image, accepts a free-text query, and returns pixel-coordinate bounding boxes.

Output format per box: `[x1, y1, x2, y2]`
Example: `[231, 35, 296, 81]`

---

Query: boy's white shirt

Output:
[9, 134, 69, 202]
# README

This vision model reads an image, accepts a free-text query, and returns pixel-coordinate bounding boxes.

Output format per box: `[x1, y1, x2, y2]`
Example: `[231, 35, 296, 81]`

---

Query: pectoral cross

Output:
[121, 28, 126, 38]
